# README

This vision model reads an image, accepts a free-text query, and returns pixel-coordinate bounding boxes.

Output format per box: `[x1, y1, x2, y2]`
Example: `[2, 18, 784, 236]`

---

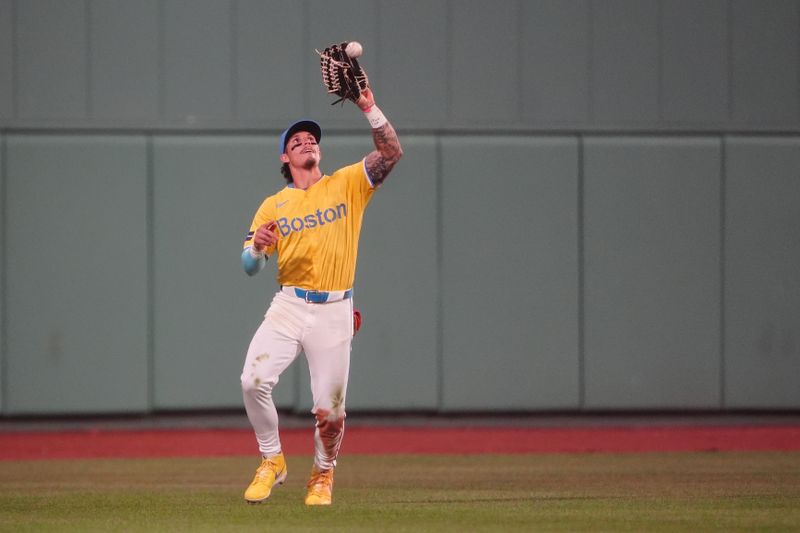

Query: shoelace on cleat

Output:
[256, 458, 281, 480]
[307, 469, 333, 494]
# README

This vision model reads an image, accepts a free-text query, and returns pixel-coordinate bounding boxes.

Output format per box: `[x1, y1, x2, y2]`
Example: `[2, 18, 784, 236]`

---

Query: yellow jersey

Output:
[244, 160, 375, 291]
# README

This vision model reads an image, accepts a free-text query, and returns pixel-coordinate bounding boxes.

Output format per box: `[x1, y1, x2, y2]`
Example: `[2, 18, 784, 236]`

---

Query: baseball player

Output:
[239, 77, 402, 506]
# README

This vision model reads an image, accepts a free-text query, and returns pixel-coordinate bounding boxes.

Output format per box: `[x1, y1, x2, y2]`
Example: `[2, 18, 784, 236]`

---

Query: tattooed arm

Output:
[365, 121, 403, 186]
[357, 88, 403, 186]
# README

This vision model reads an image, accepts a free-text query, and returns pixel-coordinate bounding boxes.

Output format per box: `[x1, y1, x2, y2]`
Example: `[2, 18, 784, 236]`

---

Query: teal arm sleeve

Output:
[242, 247, 266, 276]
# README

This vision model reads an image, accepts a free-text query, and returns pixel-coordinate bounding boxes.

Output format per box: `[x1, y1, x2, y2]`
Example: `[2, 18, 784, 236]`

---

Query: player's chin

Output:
[301, 155, 320, 167]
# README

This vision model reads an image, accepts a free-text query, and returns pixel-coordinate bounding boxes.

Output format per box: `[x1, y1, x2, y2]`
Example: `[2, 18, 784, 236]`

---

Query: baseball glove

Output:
[317, 42, 369, 106]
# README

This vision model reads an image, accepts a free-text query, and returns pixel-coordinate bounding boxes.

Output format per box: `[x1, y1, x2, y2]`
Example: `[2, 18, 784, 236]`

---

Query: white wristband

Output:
[363, 105, 388, 129]
[249, 246, 265, 258]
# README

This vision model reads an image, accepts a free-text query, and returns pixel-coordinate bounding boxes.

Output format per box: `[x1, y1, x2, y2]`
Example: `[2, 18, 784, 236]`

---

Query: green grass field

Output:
[1, 452, 799, 532]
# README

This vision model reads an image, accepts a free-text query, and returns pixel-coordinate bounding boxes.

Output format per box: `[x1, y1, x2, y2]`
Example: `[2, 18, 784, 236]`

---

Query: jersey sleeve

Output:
[243, 196, 278, 257]
[334, 159, 376, 210]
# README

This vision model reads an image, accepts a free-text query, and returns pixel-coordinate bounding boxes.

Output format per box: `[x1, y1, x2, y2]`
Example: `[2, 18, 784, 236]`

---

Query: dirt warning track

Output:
[1, 424, 799, 460]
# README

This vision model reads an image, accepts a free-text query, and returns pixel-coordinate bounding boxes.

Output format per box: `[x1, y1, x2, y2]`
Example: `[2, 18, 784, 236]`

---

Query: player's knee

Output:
[240, 374, 275, 397]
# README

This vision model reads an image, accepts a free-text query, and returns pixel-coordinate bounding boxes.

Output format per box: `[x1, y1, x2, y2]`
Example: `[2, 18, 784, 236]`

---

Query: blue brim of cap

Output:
[280, 120, 322, 154]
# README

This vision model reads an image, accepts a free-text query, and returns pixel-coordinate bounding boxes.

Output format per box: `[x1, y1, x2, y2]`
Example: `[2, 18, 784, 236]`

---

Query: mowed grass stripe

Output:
[1, 453, 799, 532]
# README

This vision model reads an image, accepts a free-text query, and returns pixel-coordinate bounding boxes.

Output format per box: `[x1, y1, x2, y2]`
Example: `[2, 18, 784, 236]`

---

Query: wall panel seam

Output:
[577, 134, 585, 410]
[375, 0, 382, 88]
[516, 0, 523, 119]
[656, 0, 663, 122]
[435, 135, 444, 411]
[230, 0, 239, 120]
[301, 0, 310, 118]
[586, 0, 594, 124]
[146, 136, 155, 412]
[85, 0, 93, 119]
[0, 134, 7, 412]
[726, 0, 734, 121]
[719, 134, 726, 409]
[2, 129, 800, 139]
[157, 0, 165, 120]
[445, 0, 452, 124]
[11, 0, 17, 120]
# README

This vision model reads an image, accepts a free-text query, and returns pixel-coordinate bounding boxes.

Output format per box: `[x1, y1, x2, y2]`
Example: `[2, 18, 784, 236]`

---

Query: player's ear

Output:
[280, 153, 290, 164]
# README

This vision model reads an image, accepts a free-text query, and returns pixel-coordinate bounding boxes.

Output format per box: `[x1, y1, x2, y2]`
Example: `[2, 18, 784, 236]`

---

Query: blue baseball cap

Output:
[279, 119, 322, 154]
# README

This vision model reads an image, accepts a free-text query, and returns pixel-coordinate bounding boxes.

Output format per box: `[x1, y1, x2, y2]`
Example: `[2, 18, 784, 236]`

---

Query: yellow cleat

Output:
[244, 453, 287, 504]
[304, 466, 334, 506]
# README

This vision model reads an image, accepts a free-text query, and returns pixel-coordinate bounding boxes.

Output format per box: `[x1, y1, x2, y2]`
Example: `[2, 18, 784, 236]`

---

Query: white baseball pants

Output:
[241, 290, 353, 471]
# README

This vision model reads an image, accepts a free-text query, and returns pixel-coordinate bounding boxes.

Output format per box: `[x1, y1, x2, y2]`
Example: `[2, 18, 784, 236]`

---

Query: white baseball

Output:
[345, 41, 363, 58]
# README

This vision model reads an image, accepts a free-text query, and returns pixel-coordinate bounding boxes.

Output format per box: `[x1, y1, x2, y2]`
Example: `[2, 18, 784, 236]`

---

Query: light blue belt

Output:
[287, 287, 353, 304]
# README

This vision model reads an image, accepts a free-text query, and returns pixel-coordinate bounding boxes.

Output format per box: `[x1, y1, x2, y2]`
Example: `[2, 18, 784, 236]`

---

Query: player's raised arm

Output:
[317, 41, 403, 186]
[357, 87, 403, 187]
